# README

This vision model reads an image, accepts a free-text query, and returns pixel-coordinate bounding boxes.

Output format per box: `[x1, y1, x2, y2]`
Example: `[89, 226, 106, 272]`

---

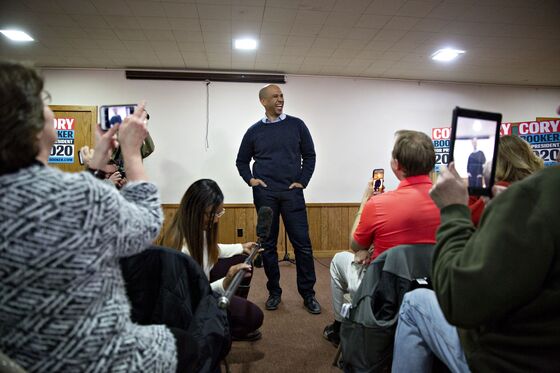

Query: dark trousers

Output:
[252, 186, 317, 299]
[210, 255, 263, 338]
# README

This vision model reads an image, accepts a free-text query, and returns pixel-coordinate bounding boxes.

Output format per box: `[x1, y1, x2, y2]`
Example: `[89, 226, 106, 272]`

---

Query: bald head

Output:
[259, 84, 280, 100]
[259, 84, 284, 120]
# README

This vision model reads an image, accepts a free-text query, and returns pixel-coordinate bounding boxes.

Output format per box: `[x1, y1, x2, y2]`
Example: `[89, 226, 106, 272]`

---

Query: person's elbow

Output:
[350, 239, 367, 252]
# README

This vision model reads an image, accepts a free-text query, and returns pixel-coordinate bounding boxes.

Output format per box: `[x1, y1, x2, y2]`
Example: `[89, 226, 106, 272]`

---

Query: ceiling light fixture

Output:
[431, 48, 465, 62]
[0, 29, 34, 42]
[234, 38, 257, 50]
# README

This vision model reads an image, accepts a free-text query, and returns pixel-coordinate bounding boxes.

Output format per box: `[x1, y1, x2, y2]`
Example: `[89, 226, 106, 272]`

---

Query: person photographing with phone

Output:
[323, 130, 441, 347]
[0, 61, 182, 371]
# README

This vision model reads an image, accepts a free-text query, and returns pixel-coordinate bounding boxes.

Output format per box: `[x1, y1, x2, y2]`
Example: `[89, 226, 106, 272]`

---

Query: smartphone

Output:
[372, 168, 384, 193]
[449, 107, 502, 196]
[99, 104, 136, 131]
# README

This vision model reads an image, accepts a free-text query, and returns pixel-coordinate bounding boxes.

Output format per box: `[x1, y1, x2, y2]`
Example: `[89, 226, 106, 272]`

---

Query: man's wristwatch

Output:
[87, 167, 108, 179]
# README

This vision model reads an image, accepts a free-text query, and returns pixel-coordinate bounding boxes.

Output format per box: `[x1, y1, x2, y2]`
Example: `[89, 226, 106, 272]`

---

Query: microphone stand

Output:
[218, 243, 261, 309]
[278, 221, 295, 264]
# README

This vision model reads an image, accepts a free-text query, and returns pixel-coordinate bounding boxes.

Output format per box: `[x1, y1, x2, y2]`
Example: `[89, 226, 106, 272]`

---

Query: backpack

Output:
[339, 244, 435, 373]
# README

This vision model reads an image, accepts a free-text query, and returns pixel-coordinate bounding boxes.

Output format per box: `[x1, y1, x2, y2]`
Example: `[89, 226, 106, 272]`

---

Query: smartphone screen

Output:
[449, 107, 502, 196]
[99, 105, 136, 131]
[372, 168, 385, 193]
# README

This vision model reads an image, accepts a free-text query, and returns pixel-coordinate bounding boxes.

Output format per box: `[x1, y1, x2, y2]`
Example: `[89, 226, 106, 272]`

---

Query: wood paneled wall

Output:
[160, 203, 360, 258]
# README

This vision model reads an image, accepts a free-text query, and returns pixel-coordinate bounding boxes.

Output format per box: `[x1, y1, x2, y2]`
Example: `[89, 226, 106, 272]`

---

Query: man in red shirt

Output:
[323, 130, 441, 347]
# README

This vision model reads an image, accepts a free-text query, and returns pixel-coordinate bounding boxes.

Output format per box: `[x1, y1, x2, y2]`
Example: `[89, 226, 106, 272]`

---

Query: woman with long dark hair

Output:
[158, 179, 264, 341]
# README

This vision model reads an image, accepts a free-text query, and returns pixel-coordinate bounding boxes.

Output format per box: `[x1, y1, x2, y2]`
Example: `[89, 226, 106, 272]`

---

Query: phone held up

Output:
[99, 105, 136, 131]
[372, 168, 385, 194]
[449, 106, 502, 196]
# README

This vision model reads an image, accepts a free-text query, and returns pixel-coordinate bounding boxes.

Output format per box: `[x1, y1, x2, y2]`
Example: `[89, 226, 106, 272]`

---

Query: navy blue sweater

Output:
[236, 115, 316, 192]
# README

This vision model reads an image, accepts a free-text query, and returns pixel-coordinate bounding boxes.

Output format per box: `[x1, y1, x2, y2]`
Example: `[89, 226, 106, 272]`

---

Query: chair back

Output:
[340, 244, 435, 373]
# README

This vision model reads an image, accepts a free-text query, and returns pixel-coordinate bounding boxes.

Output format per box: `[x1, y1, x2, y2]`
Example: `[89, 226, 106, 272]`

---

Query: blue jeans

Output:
[392, 289, 471, 373]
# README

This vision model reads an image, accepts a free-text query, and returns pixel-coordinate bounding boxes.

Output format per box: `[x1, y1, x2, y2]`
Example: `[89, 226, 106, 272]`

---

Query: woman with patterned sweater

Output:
[0, 62, 178, 371]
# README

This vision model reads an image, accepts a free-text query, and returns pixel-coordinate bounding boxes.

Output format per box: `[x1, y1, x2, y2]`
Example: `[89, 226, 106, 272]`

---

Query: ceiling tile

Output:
[339, 39, 369, 49]
[286, 35, 315, 47]
[104, 15, 141, 29]
[231, 21, 260, 34]
[178, 42, 206, 52]
[206, 43, 231, 53]
[197, 4, 231, 20]
[163, 2, 198, 18]
[91, 0, 131, 16]
[232, 6, 264, 21]
[412, 18, 449, 33]
[22, 0, 64, 13]
[143, 29, 176, 41]
[168, 18, 202, 31]
[306, 47, 335, 57]
[299, 0, 336, 12]
[332, 0, 372, 13]
[127, 1, 166, 17]
[82, 28, 118, 40]
[57, 0, 99, 15]
[201, 19, 232, 33]
[263, 7, 298, 23]
[319, 25, 350, 38]
[125, 40, 152, 50]
[428, 1, 474, 20]
[203, 32, 231, 43]
[356, 14, 391, 29]
[295, 10, 330, 24]
[291, 23, 323, 36]
[324, 12, 361, 27]
[331, 48, 360, 58]
[397, 0, 439, 17]
[373, 29, 406, 42]
[151, 41, 180, 52]
[365, 0, 406, 15]
[115, 29, 147, 41]
[71, 15, 111, 28]
[173, 30, 204, 43]
[260, 21, 293, 34]
[384, 16, 420, 31]
[346, 28, 379, 41]
[137, 17, 172, 30]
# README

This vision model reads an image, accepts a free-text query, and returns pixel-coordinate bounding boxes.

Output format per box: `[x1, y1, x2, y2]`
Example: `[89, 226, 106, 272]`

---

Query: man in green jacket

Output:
[392, 162, 560, 372]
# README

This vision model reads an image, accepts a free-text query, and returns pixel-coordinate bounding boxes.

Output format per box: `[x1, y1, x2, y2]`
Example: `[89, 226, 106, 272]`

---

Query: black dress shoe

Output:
[303, 296, 321, 314]
[265, 294, 281, 310]
[232, 330, 262, 342]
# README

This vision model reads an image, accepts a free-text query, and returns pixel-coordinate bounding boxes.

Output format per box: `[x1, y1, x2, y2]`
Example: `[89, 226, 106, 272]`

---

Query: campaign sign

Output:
[510, 119, 560, 166]
[48, 118, 75, 164]
[431, 118, 560, 171]
[432, 127, 451, 172]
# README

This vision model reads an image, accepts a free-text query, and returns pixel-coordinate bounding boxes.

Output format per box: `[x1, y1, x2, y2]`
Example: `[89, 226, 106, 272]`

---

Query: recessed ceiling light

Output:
[431, 48, 465, 62]
[234, 38, 257, 50]
[0, 29, 34, 42]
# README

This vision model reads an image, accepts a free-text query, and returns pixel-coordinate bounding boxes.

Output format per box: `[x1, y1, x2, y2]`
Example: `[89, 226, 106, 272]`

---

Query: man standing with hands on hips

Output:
[236, 84, 321, 314]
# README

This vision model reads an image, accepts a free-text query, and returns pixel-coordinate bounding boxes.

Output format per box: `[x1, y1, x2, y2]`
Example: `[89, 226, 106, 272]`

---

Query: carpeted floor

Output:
[222, 257, 342, 373]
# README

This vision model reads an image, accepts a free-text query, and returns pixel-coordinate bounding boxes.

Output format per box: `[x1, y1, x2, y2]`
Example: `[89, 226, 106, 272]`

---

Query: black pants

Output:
[252, 186, 316, 299]
[210, 255, 263, 338]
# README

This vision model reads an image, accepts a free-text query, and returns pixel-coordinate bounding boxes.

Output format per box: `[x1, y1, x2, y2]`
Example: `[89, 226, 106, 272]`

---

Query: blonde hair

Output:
[495, 135, 544, 182]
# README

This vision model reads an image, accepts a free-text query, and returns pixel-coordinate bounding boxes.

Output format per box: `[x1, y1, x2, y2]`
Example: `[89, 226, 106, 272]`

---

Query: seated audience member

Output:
[468, 135, 543, 226]
[0, 62, 181, 370]
[323, 130, 441, 347]
[392, 161, 560, 372]
[157, 179, 264, 341]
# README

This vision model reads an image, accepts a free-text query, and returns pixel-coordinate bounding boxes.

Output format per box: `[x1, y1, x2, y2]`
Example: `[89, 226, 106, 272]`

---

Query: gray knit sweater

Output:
[0, 164, 176, 372]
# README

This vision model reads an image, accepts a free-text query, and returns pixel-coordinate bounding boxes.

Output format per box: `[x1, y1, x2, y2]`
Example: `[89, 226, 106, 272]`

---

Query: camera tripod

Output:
[279, 225, 295, 264]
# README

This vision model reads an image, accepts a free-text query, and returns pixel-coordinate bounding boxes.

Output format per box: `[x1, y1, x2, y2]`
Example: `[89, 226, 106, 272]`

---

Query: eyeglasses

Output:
[215, 208, 226, 218]
[41, 90, 52, 104]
